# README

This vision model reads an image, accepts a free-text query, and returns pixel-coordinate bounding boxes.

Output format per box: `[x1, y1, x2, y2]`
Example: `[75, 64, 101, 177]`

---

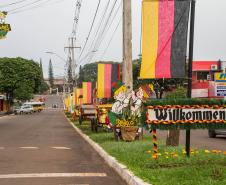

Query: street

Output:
[0, 95, 126, 185]
[158, 130, 226, 151]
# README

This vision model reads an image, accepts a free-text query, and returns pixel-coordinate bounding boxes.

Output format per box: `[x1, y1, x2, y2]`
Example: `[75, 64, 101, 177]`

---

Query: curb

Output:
[65, 116, 151, 185]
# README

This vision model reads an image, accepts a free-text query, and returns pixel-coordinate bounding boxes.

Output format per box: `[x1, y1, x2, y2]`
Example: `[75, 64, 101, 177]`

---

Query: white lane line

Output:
[19, 147, 39, 149]
[52, 147, 71, 150]
[0, 173, 107, 179]
[0, 147, 5, 150]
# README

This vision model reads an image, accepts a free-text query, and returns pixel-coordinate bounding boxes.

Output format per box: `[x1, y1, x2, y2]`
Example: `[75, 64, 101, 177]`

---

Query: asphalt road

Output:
[0, 95, 126, 185]
[157, 130, 226, 151]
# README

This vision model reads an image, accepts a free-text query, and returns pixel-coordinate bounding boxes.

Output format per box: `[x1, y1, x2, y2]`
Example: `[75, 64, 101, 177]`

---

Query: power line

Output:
[7, 0, 48, 12]
[86, 0, 111, 56]
[78, 0, 101, 59]
[9, 0, 65, 15]
[100, 17, 122, 60]
[0, 0, 30, 8]
[78, 0, 119, 66]
[80, 0, 121, 66]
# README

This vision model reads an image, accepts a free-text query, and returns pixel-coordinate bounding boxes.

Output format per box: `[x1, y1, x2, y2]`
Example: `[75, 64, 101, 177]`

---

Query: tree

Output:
[40, 58, 44, 79]
[165, 86, 187, 146]
[39, 81, 49, 94]
[77, 65, 85, 88]
[48, 59, 54, 88]
[0, 57, 42, 106]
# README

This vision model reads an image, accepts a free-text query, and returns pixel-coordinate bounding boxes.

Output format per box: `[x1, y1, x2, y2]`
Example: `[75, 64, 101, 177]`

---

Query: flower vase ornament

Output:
[109, 84, 144, 141]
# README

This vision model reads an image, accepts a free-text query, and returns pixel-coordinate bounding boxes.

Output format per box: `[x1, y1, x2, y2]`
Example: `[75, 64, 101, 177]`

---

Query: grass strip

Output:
[68, 115, 226, 185]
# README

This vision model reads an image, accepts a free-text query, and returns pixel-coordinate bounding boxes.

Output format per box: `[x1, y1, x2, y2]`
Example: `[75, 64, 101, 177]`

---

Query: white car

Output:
[15, 105, 33, 114]
[208, 129, 226, 138]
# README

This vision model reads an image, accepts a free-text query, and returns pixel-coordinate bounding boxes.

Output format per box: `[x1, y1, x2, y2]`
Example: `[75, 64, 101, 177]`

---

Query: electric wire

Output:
[78, 0, 110, 61]
[0, 0, 30, 8]
[8, 0, 62, 14]
[99, 17, 122, 60]
[91, 0, 122, 56]
[78, 0, 101, 59]
[77, 0, 118, 66]
[79, 0, 120, 66]
[6, 0, 47, 12]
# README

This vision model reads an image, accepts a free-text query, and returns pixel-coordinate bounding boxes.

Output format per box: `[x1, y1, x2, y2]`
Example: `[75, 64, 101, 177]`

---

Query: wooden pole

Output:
[123, 0, 133, 90]
[186, 0, 196, 157]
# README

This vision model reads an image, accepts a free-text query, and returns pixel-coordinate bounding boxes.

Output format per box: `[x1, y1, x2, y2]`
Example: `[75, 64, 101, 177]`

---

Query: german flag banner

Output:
[97, 63, 120, 98]
[82, 82, 92, 104]
[75, 88, 83, 106]
[140, 0, 190, 79]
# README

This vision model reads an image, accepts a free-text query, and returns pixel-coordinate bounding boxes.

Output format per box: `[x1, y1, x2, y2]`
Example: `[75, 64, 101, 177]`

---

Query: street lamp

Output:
[45, 51, 68, 94]
[45, 51, 67, 63]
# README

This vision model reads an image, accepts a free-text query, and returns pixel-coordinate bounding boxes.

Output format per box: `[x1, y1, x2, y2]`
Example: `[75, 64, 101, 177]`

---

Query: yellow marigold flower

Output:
[152, 155, 158, 159]
[212, 150, 221, 153]
[147, 150, 152, 154]
[204, 150, 210, 153]
[156, 153, 162, 156]
[173, 154, 178, 158]
[223, 151, 226, 155]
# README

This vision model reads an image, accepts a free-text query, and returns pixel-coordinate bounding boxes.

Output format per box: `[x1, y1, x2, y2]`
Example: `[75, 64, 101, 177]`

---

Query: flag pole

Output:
[186, 0, 196, 157]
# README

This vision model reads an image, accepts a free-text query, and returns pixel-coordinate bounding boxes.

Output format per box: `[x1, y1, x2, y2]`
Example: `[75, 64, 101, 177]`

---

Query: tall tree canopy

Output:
[48, 59, 54, 88]
[0, 57, 42, 101]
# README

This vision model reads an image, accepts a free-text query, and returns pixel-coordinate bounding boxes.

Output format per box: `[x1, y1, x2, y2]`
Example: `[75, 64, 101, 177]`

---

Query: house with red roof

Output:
[192, 60, 226, 98]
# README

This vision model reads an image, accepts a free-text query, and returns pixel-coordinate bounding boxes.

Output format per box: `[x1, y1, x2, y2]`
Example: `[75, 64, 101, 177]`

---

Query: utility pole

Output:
[122, 0, 133, 90]
[64, 37, 81, 90]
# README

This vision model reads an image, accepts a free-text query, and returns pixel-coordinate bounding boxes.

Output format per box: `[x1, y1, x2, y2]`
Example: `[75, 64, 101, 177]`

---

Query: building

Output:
[0, 95, 9, 113]
[44, 77, 66, 93]
[192, 60, 226, 98]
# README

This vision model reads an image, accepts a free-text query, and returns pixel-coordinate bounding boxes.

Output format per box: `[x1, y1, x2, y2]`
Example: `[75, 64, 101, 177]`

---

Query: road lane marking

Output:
[0, 147, 5, 149]
[19, 147, 39, 149]
[0, 173, 107, 179]
[52, 147, 71, 150]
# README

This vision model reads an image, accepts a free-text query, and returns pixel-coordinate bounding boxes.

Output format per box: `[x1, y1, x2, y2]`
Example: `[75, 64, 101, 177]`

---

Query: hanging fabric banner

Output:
[82, 82, 92, 104]
[140, 0, 190, 79]
[97, 63, 120, 98]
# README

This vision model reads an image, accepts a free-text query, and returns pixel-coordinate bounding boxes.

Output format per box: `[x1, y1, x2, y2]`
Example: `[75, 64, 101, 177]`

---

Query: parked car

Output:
[15, 105, 33, 114]
[23, 102, 45, 112]
[208, 129, 226, 138]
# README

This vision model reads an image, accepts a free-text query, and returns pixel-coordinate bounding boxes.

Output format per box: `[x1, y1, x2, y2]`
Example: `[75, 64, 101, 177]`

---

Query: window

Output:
[197, 71, 210, 80]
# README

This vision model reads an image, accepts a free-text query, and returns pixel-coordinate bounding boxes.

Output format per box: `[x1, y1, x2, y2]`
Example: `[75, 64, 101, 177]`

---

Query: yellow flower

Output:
[152, 155, 158, 159]
[212, 150, 221, 154]
[147, 150, 152, 154]
[164, 152, 169, 155]
[204, 150, 210, 153]
[173, 154, 178, 158]
[223, 151, 226, 155]
[156, 153, 162, 156]
[165, 156, 169, 159]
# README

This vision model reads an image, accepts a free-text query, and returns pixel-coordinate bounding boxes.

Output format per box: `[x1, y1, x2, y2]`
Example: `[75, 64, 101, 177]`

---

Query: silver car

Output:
[208, 129, 226, 138]
[15, 105, 33, 114]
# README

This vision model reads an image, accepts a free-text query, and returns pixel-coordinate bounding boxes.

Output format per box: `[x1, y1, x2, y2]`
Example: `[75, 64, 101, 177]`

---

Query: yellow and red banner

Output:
[82, 82, 92, 104]
[97, 63, 120, 98]
[140, 0, 190, 79]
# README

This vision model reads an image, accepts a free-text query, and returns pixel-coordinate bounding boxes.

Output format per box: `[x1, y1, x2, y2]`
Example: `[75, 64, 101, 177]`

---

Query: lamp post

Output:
[45, 51, 67, 63]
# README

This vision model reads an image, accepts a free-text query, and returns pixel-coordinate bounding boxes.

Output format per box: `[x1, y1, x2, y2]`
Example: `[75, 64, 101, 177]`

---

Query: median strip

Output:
[0, 173, 107, 179]
[19, 147, 39, 149]
[52, 147, 71, 150]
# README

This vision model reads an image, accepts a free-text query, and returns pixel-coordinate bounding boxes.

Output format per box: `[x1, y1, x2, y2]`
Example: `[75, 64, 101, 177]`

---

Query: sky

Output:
[0, 0, 226, 78]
